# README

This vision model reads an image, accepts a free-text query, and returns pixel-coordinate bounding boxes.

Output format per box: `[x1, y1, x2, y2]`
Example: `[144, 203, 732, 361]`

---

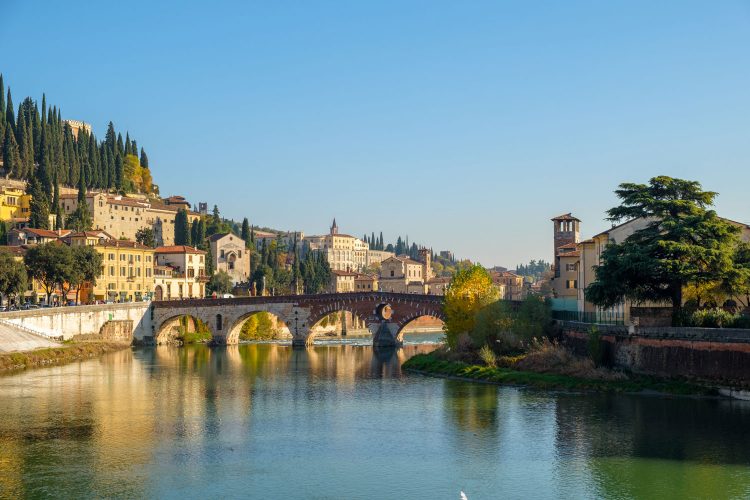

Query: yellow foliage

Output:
[443, 264, 500, 349]
[123, 154, 153, 194]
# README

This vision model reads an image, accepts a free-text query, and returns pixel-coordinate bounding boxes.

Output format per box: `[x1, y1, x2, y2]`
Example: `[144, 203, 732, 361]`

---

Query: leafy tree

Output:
[24, 243, 73, 304]
[135, 227, 156, 248]
[71, 245, 104, 303]
[585, 176, 742, 324]
[0, 252, 27, 306]
[207, 271, 233, 295]
[174, 209, 191, 245]
[443, 264, 499, 349]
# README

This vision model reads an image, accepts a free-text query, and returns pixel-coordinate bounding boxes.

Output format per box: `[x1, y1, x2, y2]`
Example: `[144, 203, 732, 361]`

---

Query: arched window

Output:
[216, 314, 223, 331]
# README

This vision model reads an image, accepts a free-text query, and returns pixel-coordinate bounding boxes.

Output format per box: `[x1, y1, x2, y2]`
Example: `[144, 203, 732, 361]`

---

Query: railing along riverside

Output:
[551, 309, 625, 326]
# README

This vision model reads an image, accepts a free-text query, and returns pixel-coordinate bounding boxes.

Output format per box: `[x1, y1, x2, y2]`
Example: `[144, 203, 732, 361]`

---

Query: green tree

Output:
[585, 176, 742, 324]
[174, 208, 191, 245]
[443, 264, 499, 349]
[191, 218, 205, 249]
[241, 218, 251, 247]
[66, 176, 93, 232]
[0, 251, 27, 306]
[27, 176, 50, 229]
[2, 125, 21, 178]
[205, 243, 214, 275]
[24, 243, 73, 304]
[71, 245, 104, 304]
[207, 271, 233, 295]
[135, 227, 156, 248]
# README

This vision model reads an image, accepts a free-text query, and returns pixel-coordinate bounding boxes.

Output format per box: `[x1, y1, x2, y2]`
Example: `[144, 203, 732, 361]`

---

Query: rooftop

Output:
[551, 213, 581, 222]
[155, 245, 206, 255]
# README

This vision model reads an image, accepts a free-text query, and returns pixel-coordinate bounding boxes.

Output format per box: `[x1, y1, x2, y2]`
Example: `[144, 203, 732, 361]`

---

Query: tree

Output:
[67, 175, 93, 232]
[2, 125, 21, 177]
[191, 218, 205, 249]
[585, 176, 742, 324]
[205, 243, 214, 276]
[140, 147, 149, 168]
[71, 245, 104, 304]
[135, 227, 156, 248]
[207, 271, 233, 295]
[27, 176, 50, 229]
[241, 218, 250, 247]
[0, 252, 27, 306]
[24, 243, 73, 304]
[52, 177, 63, 230]
[174, 209, 191, 245]
[443, 264, 499, 349]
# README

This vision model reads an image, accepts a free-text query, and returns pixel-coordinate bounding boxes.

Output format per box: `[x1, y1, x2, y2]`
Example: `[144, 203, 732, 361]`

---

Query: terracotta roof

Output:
[551, 213, 580, 222]
[154, 245, 206, 255]
[97, 240, 151, 250]
[557, 251, 580, 258]
[0, 245, 27, 256]
[355, 273, 377, 280]
[106, 196, 149, 208]
[66, 230, 114, 239]
[14, 228, 71, 239]
[557, 242, 578, 250]
[331, 270, 357, 276]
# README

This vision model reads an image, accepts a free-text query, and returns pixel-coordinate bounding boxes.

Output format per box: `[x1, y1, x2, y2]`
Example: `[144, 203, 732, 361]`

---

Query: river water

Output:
[1, 334, 750, 499]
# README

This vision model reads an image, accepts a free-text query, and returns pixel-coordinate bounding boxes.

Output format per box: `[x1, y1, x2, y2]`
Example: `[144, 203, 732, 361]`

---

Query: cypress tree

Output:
[116, 132, 124, 157]
[0, 75, 4, 160]
[5, 88, 14, 132]
[140, 147, 149, 168]
[38, 125, 53, 197]
[241, 218, 250, 245]
[174, 209, 190, 246]
[115, 152, 124, 190]
[124, 133, 131, 156]
[205, 243, 214, 276]
[27, 176, 50, 229]
[53, 176, 63, 230]
[3, 126, 21, 178]
[16, 112, 32, 177]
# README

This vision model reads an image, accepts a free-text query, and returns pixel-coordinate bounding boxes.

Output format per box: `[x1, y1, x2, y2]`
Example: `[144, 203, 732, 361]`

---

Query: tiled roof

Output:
[16, 228, 71, 238]
[97, 240, 151, 250]
[551, 213, 580, 222]
[557, 251, 580, 258]
[331, 270, 357, 276]
[155, 245, 206, 255]
[557, 242, 578, 250]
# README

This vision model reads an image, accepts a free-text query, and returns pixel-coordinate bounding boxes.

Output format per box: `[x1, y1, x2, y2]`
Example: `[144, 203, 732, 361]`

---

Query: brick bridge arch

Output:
[150, 292, 445, 347]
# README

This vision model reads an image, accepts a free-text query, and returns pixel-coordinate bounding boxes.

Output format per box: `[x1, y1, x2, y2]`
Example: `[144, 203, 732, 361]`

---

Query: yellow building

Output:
[85, 240, 156, 303]
[328, 270, 357, 293]
[0, 187, 30, 221]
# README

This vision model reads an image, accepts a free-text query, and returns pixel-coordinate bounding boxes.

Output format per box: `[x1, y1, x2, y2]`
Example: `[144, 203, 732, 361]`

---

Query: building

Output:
[426, 276, 451, 295]
[209, 233, 250, 284]
[63, 120, 92, 139]
[7, 228, 71, 246]
[550, 213, 581, 308]
[328, 270, 357, 293]
[354, 273, 378, 292]
[61, 230, 115, 247]
[153, 245, 208, 300]
[379, 255, 427, 293]
[490, 271, 523, 300]
[0, 186, 30, 220]
[60, 191, 200, 246]
[85, 240, 156, 303]
[306, 219, 394, 272]
[163, 196, 192, 210]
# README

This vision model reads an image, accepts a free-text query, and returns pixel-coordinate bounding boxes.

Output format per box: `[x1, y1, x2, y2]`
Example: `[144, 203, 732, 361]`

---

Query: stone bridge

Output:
[150, 292, 445, 347]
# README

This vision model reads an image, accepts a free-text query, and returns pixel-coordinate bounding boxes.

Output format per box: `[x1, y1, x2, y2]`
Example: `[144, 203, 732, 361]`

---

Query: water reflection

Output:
[0, 342, 749, 499]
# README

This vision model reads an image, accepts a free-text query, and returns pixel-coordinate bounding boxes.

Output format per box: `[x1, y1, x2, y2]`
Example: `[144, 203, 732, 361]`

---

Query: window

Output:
[109, 253, 115, 260]
[146, 268, 152, 278]
[216, 314, 223, 330]
[121, 266, 126, 277]
[390, 270, 394, 277]
[120, 254, 126, 261]
[566, 263, 577, 272]
[566, 280, 577, 289]
[220, 250, 225, 258]
[109, 266, 115, 276]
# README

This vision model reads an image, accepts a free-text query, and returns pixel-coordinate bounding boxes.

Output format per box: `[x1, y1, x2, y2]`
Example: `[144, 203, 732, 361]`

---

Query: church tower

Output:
[330, 218, 339, 236]
[551, 213, 580, 258]
[419, 247, 433, 281]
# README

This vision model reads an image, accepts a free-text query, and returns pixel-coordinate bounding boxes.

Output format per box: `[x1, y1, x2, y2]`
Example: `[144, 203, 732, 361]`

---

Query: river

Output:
[1, 334, 750, 499]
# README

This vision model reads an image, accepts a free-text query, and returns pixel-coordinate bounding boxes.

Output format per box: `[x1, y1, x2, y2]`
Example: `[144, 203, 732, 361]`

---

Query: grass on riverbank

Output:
[0, 342, 130, 373]
[403, 352, 716, 396]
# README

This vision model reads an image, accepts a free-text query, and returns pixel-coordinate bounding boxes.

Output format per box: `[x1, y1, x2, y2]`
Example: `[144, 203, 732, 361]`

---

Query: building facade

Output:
[209, 233, 250, 284]
[306, 219, 394, 272]
[153, 245, 207, 300]
[87, 240, 155, 303]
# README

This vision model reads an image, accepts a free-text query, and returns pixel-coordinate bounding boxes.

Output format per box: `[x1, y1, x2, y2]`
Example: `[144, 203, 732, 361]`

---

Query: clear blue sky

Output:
[2, 1, 749, 267]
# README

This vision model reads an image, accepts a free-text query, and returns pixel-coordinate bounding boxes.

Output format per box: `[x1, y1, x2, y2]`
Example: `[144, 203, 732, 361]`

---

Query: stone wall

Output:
[561, 321, 750, 385]
[630, 307, 672, 327]
[0, 303, 151, 342]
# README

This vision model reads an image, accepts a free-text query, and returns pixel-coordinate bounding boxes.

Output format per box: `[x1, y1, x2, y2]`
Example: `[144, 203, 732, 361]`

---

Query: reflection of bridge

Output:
[151, 292, 445, 347]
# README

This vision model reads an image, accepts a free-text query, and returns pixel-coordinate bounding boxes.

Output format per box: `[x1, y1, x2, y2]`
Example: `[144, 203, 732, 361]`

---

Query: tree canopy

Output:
[443, 264, 499, 349]
[585, 176, 744, 323]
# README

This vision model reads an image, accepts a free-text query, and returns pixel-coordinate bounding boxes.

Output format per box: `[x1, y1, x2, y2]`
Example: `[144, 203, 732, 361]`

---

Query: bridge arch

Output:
[394, 313, 446, 344]
[226, 310, 291, 344]
[155, 314, 214, 345]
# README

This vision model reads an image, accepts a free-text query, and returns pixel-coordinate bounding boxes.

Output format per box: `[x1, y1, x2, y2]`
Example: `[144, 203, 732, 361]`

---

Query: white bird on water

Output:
[460, 492, 468, 500]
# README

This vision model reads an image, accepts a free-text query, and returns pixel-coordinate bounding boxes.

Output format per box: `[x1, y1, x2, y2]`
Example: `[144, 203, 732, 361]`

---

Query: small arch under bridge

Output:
[150, 292, 446, 347]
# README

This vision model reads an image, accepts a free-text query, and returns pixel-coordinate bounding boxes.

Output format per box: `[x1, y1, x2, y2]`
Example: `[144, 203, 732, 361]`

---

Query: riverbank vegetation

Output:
[177, 316, 212, 344]
[239, 312, 279, 341]
[427, 264, 716, 395]
[0, 341, 130, 373]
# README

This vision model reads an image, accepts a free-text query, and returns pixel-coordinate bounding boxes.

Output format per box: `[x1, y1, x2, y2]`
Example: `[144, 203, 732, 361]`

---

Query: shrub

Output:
[478, 344, 497, 368]
[470, 301, 515, 351]
[689, 308, 738, 328]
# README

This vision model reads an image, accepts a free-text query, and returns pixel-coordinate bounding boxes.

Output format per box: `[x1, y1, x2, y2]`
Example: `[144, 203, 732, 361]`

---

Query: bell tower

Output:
[551, 213, 580, 258]
[330, 218, 339, 236]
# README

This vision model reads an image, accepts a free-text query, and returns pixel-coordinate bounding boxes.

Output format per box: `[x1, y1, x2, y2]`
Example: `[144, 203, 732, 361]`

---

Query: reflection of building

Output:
[306, 219, 393, 272]
[209, 232, 250, 284]
[153, 245, 207, 300]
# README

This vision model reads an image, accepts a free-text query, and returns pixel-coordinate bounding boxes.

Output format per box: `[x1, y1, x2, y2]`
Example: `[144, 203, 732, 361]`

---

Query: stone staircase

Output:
[0, 319, 63, 353]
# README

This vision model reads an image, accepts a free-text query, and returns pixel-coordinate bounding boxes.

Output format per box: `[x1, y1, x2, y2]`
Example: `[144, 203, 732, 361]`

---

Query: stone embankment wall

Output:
[561, 321, 750, 384]
[0, 303, 151, 342]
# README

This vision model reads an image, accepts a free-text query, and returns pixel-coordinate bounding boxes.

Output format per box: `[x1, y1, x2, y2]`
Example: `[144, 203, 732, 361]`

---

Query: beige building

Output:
[60, 192, 200, 246]
[556, 215, 750, 324]
[209, 232, 250, 284]
[426, 276, 451, 296]
[354, 273, 378, 292]
[153, 245, 208, 300]
[491, 271, 524, 300]
[378, 251, 433, 293]
[88, 240, 155, 303]
[306, 219, 394, 272]
[8, 228, 71, 246]
[329, 270, 357, 293]
[549, 213, 581, 307]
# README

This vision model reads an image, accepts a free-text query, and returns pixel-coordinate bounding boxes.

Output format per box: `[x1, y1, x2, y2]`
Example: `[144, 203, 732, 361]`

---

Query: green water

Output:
[1, 336, 749, 499]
